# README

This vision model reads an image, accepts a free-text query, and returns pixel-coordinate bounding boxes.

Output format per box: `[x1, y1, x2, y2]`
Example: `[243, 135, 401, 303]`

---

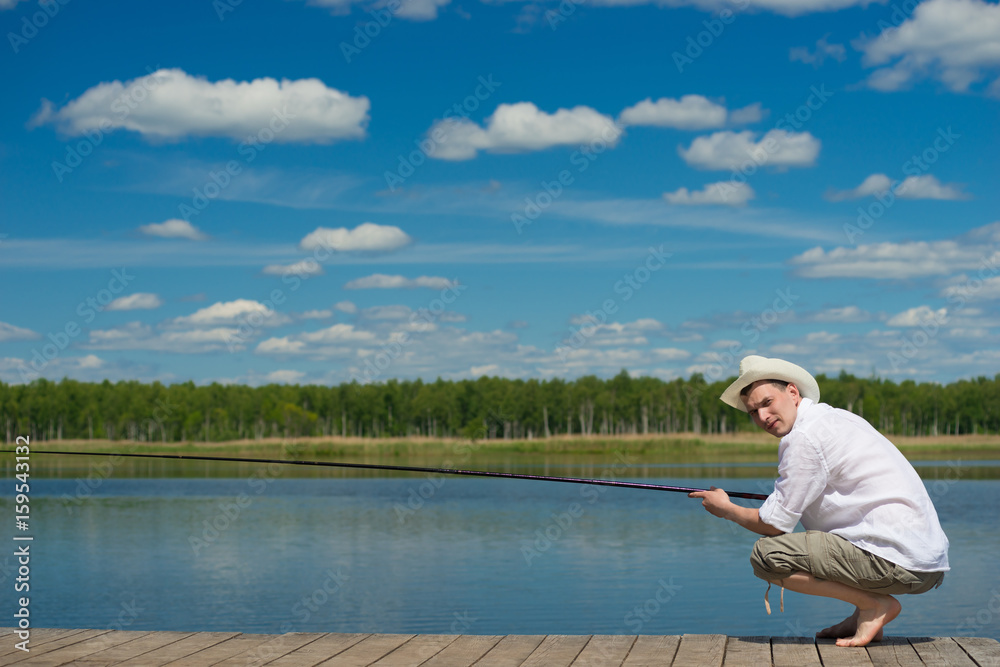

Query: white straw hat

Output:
[720, 355, 820, 412]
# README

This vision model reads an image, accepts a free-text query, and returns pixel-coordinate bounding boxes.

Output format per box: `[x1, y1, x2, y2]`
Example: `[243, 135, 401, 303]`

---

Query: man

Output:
[689, 355, 949, 647]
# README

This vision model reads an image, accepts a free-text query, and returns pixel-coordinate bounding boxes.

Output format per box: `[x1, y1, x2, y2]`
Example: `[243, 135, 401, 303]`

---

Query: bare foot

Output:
[817, 608, 885, 641]
[835, 596, 900, 647]
[817, 608, 860, 639]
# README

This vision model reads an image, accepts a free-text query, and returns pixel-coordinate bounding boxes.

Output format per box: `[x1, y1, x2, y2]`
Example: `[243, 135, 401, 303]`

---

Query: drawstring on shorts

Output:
[764, 582, 785, 615]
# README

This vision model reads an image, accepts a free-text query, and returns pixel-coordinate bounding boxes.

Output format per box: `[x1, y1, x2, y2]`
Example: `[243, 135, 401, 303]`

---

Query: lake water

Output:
[2, 460, 999, 641]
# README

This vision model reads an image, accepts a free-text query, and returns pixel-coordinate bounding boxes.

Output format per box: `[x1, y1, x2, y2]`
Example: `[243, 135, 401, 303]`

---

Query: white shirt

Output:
[758, 398, 950, 572]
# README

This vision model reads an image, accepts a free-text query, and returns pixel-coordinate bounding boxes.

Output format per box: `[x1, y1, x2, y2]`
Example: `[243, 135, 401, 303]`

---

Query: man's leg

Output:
[777, 571, 901, 647]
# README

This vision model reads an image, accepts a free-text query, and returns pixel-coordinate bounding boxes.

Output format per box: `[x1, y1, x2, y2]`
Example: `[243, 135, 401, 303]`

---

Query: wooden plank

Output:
[419, 635, 503, 667]
[520, 635, 592, 667]
[0, 628, 92, 658]
[472, 634, 546, 667]
[865, 636, 926, 667]
[620, 635, 680, 667]
[266, 633, 371, 667]
[570, 635, 635, 667]
[6, 631, 153, 666]
[954, 637, 1000, 667]
[722, 636, 770, 667]
[160, 634, 280, 667]
[112, 631, 241, 666]
[0, 629, 114, 666]
[671, 634, 726, 667]
[770, 637, 821, 667]
[60, 631, 194, 666]
[908, 637, 979, 667]
[211, 632, 326, 667]
[369, 634, 458, 667]
[313, 633, 415, 667]
[816, 638, 874, 667]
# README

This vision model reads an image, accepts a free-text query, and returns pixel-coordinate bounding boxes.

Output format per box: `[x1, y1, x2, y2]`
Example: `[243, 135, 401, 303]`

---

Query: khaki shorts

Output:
[751, 531, 945, 596]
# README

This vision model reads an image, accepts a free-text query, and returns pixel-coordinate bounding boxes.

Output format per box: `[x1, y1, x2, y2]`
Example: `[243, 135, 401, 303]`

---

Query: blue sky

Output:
[2, 0, 999, 387]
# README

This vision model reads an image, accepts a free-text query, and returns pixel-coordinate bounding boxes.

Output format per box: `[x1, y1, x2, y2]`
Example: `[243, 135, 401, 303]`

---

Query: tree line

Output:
[3, 371, 1000, 444]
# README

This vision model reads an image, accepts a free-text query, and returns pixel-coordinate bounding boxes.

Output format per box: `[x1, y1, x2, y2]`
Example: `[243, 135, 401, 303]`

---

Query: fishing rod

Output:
[26, 449, 769, 500]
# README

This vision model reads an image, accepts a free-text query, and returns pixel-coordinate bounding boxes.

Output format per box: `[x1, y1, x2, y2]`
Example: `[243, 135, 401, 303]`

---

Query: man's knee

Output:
[750, 536, 791, 582]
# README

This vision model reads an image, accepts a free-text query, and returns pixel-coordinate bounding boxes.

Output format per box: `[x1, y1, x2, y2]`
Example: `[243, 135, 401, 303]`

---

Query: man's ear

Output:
[786, 382, 801, 403]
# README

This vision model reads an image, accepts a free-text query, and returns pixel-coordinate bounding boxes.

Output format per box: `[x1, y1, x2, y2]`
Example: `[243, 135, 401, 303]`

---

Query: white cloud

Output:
[305, 0, 449, 20]
[858, 0, 1000, 93]
[0, 354, 117, 384]
[804, 331, 841, 344]
[663, 181, 754, 206]
[343, 274, 456, 289]
[300, 324, 378, 343]
[335, 301, 358, 314]
[263, 370, 306, 384]
[887, 305, 949, 327]
[299, 222, 412, 252]
[106, 293, 163, 311]
[618, 95, 763, 129]
[0, 0, 28, 8]
[360, 305, 414, 321]
[827, 173, 969, 201]
[139, 219, 208, 240]
[0, 322, 39, 342]
[810, 305, 872, 322]
[826, 173, 892, 201]
[31, 68, 370, 142]
[85, 322, 243, 353]
[262, 259, 325, 277]
[301, 309, 333, 319]
[169, 299, 289, 327]
[895, 175, 971, 200]
[679, 129, 821, 170]
[652, 348, 691, 360]
[791, 223, 1000, 279]
[428, 102, 622, 160]
[790, 35, 847, 67]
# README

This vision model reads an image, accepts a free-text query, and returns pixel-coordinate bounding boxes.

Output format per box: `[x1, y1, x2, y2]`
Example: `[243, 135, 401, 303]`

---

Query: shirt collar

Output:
[789, 396, 814, 433]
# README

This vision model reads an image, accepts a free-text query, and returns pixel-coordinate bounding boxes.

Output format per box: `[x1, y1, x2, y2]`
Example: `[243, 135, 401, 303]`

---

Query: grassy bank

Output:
[22, 432, 1000, 462]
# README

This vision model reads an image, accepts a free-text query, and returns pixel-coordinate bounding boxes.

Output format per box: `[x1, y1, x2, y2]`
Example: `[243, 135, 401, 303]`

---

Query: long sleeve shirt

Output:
[758, 398, 950, 572]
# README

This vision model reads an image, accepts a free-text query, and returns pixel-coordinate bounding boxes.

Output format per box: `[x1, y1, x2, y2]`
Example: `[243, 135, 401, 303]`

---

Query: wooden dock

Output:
[2, 628, 999, 666]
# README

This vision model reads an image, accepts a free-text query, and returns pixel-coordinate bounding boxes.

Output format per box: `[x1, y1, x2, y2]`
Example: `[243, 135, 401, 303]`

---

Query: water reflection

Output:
[1, 466, 997, 641]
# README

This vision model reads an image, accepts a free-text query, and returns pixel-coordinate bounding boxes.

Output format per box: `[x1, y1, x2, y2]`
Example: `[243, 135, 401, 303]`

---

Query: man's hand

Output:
[688, 486, 784, 536]
[688, 486, 733, 520]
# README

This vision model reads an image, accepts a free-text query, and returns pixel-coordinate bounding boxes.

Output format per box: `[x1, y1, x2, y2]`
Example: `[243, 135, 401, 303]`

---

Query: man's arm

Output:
[688, 487, 784, 537]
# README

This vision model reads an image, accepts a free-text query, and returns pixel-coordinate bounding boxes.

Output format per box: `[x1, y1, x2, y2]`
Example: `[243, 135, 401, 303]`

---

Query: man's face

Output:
[741, 381, 801, 438]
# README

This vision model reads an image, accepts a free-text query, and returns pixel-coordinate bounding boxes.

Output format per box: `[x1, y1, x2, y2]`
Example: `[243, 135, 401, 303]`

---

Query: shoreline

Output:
[17, 432, 1000, 461]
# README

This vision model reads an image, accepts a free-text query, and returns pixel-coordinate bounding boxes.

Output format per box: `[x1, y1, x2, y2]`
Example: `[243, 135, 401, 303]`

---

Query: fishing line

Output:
[27, 449, 769, 500]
